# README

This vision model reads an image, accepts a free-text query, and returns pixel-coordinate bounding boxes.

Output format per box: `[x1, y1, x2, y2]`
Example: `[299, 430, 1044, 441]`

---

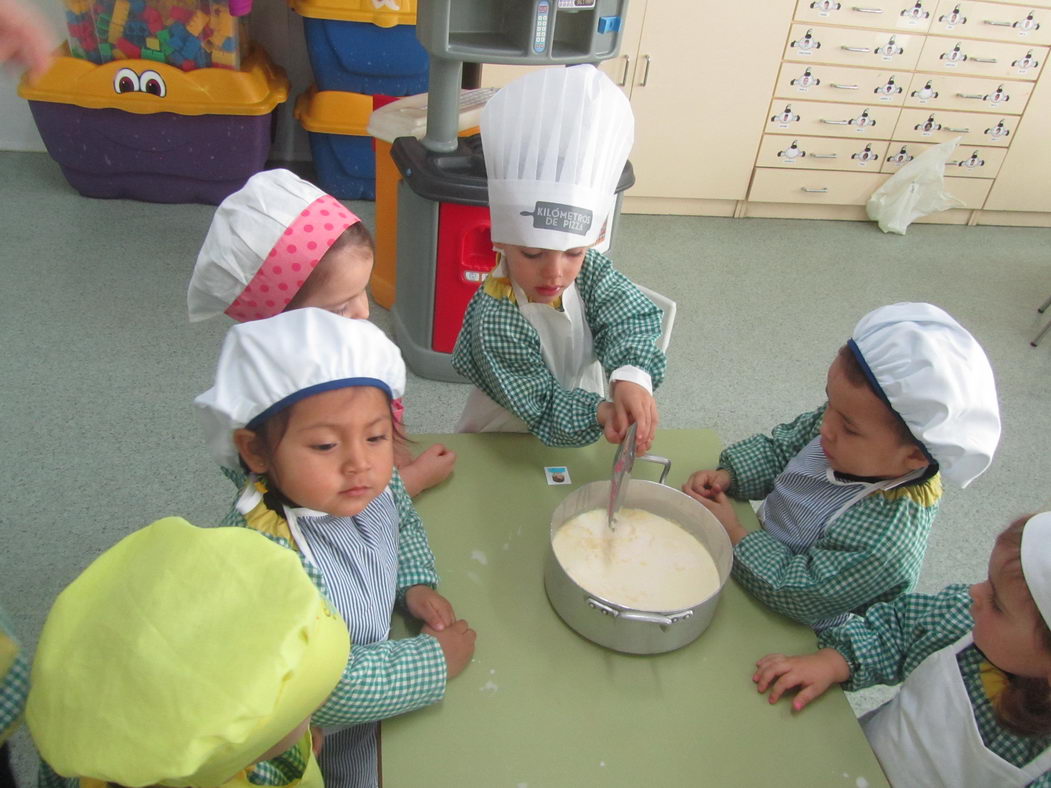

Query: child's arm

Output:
[389, 469, 441, 603]
[452, 292, 606, 447]
[0, 605, 28, 744]
[753, 649, 851, 711]
[732, 488, 938, 626]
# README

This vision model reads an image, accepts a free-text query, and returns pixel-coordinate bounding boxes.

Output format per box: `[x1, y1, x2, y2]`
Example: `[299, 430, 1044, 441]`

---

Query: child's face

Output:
[971, 541, 1051, 679]
[499, 244, 587, 304]
[240, 386, 394, 517]
[287, 244, 373, 319]
[819, 355, 928, 479]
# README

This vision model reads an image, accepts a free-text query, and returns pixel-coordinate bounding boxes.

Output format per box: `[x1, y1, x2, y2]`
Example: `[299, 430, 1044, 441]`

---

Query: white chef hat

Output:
[849, 302, 1000, 488]
[188, 169, 361, 323]
[194, 308, 405, 468]
[482, 64, 633, 250]
[1022, 512, 1051, 629]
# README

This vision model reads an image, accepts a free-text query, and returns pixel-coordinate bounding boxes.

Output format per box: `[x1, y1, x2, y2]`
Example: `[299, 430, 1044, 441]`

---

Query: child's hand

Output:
[598, 381, 658, 453]
[310, 725, 324, 757]
[405, 585, 455, 631]
[683, 469, 732, 500]
[0, 0, 56, 82]
[753, 650, 851, 711]
[422, 619, 476, 679]
[685, 488, 748, 545]
[399, 443, 457, 497]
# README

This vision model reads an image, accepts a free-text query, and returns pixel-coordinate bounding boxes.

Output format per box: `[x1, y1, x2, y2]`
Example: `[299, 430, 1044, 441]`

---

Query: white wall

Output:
[1, 0, 314, 159]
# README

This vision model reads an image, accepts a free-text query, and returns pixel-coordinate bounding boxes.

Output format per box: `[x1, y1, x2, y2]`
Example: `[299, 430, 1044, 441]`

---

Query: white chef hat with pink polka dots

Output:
[188, 169, 361, 323]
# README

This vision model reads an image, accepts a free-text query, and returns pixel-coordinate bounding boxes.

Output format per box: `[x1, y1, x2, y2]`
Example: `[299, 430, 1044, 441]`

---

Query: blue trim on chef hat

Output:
[246, 377, 393, 431]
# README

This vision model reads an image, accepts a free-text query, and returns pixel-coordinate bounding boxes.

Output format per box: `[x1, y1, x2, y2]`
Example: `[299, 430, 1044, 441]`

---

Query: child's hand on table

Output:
[422, 619, 477, 679]
[398, 443, 457, 497]
[405, 585, 456, 631]
[753, 649, 851, 711]
[683, 469, 732, 500]
[597, 381, 658, 453]
[682, 474, 749, 545]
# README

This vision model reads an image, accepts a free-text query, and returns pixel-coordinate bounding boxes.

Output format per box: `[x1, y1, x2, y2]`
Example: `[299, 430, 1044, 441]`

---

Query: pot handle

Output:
[636, 454, 671, 485]
[587, 597, 694, 626]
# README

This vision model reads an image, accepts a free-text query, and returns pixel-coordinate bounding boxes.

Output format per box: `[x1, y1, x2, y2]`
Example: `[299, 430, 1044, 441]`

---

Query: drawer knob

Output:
[852, 6, 884, 13]
[831, 82, 859, 89]
[801, 187, 830, 193]
[943, 126, 970, 133]
[810, 153, 838, 158]
[842, 46, 872, 53]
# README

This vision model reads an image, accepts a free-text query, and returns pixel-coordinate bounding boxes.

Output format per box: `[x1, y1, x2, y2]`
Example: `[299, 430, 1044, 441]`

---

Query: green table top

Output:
[382, 430, 887, 787]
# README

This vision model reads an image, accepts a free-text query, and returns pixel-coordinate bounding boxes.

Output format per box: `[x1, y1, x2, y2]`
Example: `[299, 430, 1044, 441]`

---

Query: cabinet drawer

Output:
[940, 175, 993, 206]
[916, 35, 1047, 79]
[774, 62, 911, 105]
[982, 0, 1051, 8]
[748, 168, 888, 204]
[757, 135, 890, 171]
[794, 0, 935, 32]
[880, 140, 1007, 176]
[930, 0, 1051, 46]
[784, 24, 923, 69]
[893, 107, 1018, 145]
[902, 72, 1031, 112]
[767, 98, 900, 139]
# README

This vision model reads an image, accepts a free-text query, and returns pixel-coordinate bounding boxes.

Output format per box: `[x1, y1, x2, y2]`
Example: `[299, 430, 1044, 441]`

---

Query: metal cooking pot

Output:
[543, 457, 733, 655]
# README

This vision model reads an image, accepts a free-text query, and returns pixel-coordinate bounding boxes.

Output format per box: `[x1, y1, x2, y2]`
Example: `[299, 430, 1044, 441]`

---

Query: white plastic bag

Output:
[866, 137, 965, 234]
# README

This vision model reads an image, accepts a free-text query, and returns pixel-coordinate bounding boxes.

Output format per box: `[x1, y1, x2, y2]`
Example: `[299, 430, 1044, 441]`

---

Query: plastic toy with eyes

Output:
[955, 151, 985, 169]
[911, 80, 939, 100]
[886, 146, 914, 165]
[985, 85, 1009, 104]
[771, 105, 801, 124]
[901, 2, 929, 20]
[876, 35, 904, 57]
[985, 119, 1010, 139]
[941, 43, 967, 62]
[850, 109, 876, 127]
[851, 144, 879, 162]
[791, 67, 820, 88]
[778, 140, 806, 160]
[791, 29, 822, 51]
[1014, 12, 1040, 32]
[915, 114, 942, 132]
[114, 67, 167, 97]
[1013, 50, 1039, 69]
[810, 0, 841, 10]
[939, 5, 966, 25]
[874, 76, 903, 96]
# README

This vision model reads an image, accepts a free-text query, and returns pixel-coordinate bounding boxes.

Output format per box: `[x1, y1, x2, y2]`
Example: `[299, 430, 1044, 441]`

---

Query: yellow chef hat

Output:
[26, 517, 350, 788]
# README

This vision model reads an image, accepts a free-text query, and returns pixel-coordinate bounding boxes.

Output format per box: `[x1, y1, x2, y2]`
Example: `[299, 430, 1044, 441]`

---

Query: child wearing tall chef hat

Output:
[684, 302, 1001, 631]
[452, 65, 671, 453]
[188, 168, 455, 498]
[195, 308, 475, 788]
[26, 516, 351, 788]
[755, 511, 1051, 788]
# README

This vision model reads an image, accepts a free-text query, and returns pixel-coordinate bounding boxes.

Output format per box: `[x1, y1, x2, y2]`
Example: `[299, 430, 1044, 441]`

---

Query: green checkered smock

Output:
[452, 248, 667, 447]
[720, 407, 941, 627]
[0, 604, 28, 744]
[819, 586, 1051, 783]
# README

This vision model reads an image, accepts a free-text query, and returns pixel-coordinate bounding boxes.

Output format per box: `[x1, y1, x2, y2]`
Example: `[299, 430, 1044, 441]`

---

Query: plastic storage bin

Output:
[291, 0, 427, 95]
[19, 44, 288, 204]
[295, 87, 395, 200]
[63, 0, 251, 70]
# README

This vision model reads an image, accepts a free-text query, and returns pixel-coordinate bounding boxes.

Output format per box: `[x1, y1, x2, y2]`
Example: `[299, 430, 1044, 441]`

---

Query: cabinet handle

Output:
[616, 54, 631, 87]
[970, 56, 998, 63]
[801, 187, 830, 192]
[943, 126, 970, 132]
[831, 82, 859, 89]
[842, 46, 872, 52]
[810, 153, 839, 158]
[852, 6, 885, 12]
[956, 93, 985, 99]
[820, 118, 852, 124]
[983, 19, 1015, 27]
[639, 54, 651, 87]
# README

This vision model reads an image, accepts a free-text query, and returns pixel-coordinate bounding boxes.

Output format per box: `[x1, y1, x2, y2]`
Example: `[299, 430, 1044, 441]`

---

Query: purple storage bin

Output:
[27, 102, 274, 204]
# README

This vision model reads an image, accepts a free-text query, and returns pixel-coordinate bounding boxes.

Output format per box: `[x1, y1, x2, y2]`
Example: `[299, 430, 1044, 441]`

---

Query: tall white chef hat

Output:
[1021, 512, 1051, 629]
[194, 308, 405, 469]
[482, 64, 633, 250]
[188, 169, 361, 323]
[848, 302, 1000, 488]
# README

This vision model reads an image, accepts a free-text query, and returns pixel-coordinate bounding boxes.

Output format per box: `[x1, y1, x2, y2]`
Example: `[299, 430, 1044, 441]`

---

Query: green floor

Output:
[2, 150, 1049, 784]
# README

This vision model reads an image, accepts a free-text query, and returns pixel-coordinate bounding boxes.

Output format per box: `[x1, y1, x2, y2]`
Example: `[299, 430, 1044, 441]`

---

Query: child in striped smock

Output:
[755, 512, 1051, 787]
[195, 309, 476, 788]
[683, 302, 1001, 631]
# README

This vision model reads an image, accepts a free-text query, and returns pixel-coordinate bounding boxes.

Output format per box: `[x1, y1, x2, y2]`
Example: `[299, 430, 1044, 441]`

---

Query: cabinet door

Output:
[624, 0, 796, 201]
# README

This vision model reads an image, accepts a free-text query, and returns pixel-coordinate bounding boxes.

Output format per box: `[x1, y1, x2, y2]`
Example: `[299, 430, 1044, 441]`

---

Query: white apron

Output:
[456, 264, 607, 433]
[862, 633, 1051, 787]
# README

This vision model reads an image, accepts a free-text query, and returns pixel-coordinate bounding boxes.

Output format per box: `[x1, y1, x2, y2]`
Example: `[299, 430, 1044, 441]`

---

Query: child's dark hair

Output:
[835, 344, 921, 451]
[992, 515, 1051, 737]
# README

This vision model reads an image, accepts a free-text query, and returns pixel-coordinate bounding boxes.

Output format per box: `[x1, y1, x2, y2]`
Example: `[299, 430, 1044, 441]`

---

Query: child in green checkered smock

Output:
[754, 513, 1051, 787]
[1, 604, 29, 787]
[683, 303, 1000, 631]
